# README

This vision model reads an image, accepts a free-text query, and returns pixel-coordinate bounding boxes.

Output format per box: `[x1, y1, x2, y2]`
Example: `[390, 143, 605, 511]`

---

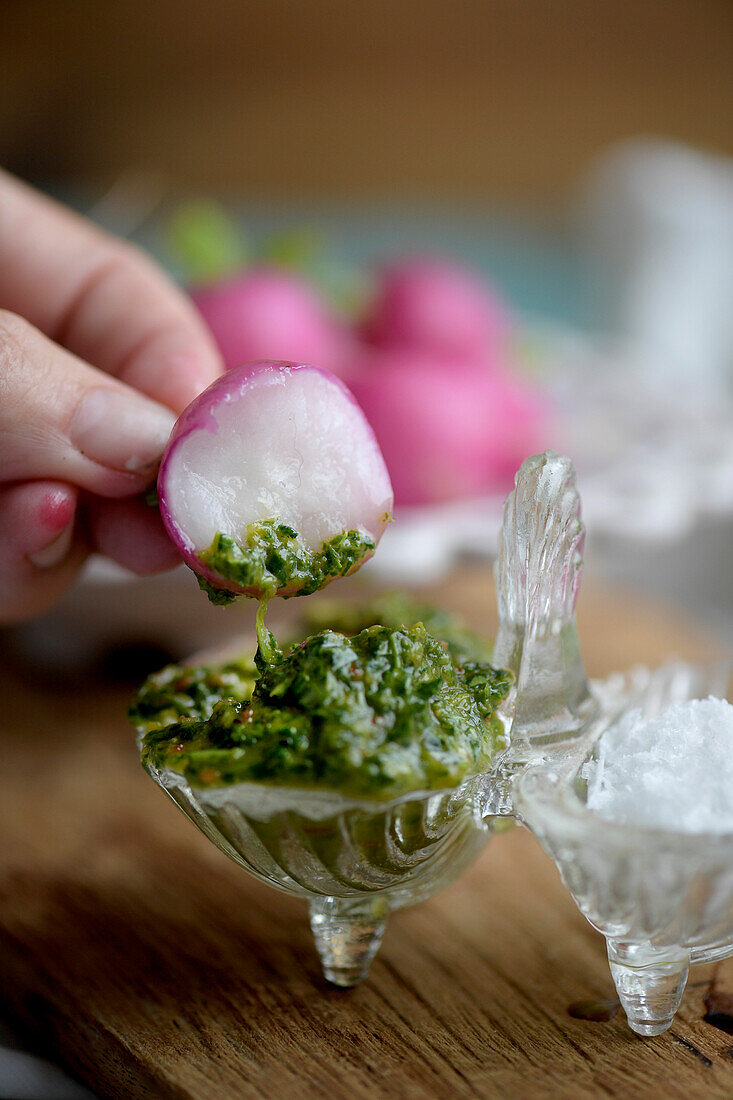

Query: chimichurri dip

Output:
[302, 592, 496, 666]
[196, 519, 376, 604]
[132, 597, 511, 800]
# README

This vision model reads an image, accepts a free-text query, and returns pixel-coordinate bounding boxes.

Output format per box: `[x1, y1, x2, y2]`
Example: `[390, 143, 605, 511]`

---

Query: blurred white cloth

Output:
[582, 138, 733, 393]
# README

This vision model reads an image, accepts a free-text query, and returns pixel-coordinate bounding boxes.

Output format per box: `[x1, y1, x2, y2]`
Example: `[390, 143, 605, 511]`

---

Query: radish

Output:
[158, 361, 393, 600]
[349, 349, 547, 506]
[362, 257, 510, 362]
[191, 269, 352, 377]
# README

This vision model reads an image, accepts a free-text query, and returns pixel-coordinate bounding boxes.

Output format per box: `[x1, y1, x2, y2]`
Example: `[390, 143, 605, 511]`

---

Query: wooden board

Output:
[1, 568, 732, 1100]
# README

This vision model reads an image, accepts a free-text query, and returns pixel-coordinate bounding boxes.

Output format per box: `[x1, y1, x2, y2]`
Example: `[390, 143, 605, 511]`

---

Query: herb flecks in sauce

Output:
[134, 608, 512, 799]
[196, 520, 375, 604]
[304, 592, 495, 665]
[254, 597, 281, 670]
[195, 575, 239, 606]
[131, 659, 258, 736]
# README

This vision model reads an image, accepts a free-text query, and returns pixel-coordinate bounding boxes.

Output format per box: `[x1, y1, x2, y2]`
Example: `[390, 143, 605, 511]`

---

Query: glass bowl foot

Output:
[607, 942, 690, 1036]
[309, 896, 389, 987]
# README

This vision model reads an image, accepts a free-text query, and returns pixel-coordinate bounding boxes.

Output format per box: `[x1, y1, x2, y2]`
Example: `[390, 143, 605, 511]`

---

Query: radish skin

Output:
[349, 349, 546, 506]
[362, 258, 510, 362]
[191, 269, 351, 376]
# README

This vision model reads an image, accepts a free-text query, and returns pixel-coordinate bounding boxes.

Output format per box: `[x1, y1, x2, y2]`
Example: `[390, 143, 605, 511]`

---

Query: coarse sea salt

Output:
[581, 697, 733, 834]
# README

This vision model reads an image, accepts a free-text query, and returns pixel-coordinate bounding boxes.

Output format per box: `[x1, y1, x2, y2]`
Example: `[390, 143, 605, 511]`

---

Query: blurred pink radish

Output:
[362, 258, 511, 362]
[158, 361, 393, 597]
[349, 350, 546, 507]
[191, 269, 352, 377]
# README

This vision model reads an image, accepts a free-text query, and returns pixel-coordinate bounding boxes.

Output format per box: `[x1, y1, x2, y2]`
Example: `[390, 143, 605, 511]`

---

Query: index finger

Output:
[0, 171, 223, 412]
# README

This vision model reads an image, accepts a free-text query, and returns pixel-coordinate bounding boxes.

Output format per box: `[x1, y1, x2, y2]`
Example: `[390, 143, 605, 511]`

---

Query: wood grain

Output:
[1, 569, 732, 1100]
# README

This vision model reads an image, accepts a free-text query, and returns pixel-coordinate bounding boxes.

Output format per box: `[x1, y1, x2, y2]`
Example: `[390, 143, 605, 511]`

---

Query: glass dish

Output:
[146, 765, 492, 986]
[514, 661, 732, 1036]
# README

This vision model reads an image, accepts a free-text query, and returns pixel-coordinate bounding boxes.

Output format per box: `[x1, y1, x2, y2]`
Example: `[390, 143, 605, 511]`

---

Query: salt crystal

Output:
[582, 697, 733, 833]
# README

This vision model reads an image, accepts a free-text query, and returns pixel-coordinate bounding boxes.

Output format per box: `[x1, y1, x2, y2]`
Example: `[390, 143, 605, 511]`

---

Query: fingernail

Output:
[28, 524, 73, 569]
[70, 388, 176, 474]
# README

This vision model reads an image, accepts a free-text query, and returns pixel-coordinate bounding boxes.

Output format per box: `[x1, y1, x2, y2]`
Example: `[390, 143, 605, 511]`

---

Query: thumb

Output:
[0, 310, 176, 495]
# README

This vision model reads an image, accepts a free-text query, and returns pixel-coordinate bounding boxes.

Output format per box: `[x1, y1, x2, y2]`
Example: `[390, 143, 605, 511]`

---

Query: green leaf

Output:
[167, 201, 248, 282]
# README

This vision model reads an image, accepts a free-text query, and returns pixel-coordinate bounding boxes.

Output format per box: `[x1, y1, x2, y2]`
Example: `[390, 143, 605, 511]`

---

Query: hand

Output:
[0, 171, 223, 622]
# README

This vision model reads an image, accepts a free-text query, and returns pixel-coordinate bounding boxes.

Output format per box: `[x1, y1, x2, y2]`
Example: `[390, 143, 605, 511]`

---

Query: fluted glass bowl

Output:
[141, 752, 499, 985]
[514, 662, 733, 1036]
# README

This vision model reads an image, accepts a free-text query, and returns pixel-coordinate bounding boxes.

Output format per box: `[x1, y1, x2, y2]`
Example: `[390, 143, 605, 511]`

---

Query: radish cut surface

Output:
[158, 361, 393, 598]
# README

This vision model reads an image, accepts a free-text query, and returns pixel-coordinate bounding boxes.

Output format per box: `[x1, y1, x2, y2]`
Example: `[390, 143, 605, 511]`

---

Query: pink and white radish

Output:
[349, 349, 546, 506]
[158, 361, 393, 597]
[191, 269, 352, 377]
[361, 257, 511, 362]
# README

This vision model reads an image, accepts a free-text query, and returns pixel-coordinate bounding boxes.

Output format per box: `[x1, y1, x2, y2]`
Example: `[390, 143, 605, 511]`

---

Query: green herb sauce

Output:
[302, 591, 495, 665]
[132, 659, 258, 731]
[196, 519, 376, 604]
[133, 599, 511, 799]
